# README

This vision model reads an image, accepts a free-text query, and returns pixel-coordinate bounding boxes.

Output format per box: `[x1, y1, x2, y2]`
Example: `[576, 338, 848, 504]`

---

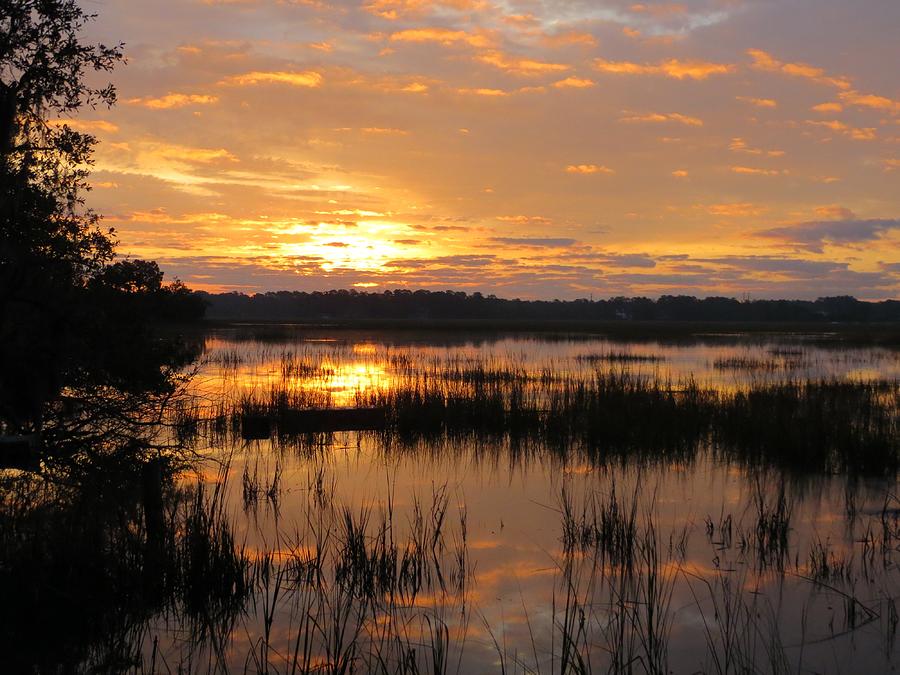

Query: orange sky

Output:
[74, 0, 899, 299]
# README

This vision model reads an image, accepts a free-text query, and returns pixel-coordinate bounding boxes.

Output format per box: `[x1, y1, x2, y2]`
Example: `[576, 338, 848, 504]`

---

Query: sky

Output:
[73, 0, 900, 300]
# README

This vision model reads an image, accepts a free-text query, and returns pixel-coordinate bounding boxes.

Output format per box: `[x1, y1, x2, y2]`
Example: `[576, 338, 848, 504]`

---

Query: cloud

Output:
[455, 87, 508, 96]
[552, 77, 595, 89]
[747, 49, 851, 89]
[839, 90, 900, 114]
[594, 58, 733, 80]
[811, 102, 843, 113]
[697, 255, 852, 275]
[729, 137, 783, 156]
[364, 0, 486, 20]
[390, 254, 498, 269]
[542, 31, 598, 48]
[220, 71, 323, 87]
[496, 215, 552, 225]
[501, 13, 538, 28]
[704, 202, 766, 217]
[145, 144, 239, 165]
[475, 51, 569, 76]
[49, 119, 120, 133]
[629, 3, 688, 17]
[359, 127, 409, 135]
[731, 166, 784, 176]
[126, 93, 219, 109]
[735, 96, 776, 108]
[619, 111, 703, 126]
[490, 237, 578, 248]
[814, 205, 856, 219]
[755, 218, 900, 253]
[565, 164, 614, 174]
[805, 119, 877, 141]
[389, 28, 492, 48]
[77, 0, 900, 301]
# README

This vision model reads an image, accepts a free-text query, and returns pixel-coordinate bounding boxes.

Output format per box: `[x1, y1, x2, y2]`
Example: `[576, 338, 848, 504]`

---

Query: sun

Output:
[278, 220, 424, 272]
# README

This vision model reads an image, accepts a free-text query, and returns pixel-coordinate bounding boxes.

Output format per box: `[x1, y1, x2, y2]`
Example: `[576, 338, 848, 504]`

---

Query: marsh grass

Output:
[199, 475, 475, 675]
[576, 351, 664, 364]
[549, 477, 900, 674]
[176, 359, 899, 475]
[713, 356, 795, 372]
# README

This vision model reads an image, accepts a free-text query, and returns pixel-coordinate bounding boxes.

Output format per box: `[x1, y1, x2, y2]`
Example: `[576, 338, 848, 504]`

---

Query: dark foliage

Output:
[200, 289, 900, 323]
[0, 462, 251, 672]
[0, 1, 205, 444]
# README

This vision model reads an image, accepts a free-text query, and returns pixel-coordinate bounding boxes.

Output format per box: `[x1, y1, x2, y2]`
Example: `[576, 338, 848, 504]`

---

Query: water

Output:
[129, 327, 898, 673]
[9, 327, 899, 673]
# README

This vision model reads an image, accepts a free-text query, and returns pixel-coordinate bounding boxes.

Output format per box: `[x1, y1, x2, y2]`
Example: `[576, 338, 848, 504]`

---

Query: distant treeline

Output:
[197, 290, 900, 323]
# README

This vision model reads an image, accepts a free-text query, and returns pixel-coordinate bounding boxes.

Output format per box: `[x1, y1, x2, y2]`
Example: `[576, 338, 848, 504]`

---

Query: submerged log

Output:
[282, 407, 387, 433]
[241, 415, 272, 440]
[241, 407, 387, 438]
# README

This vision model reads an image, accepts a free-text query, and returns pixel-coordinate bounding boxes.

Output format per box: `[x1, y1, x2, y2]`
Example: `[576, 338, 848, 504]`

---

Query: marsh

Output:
[5, 326, 898, 673]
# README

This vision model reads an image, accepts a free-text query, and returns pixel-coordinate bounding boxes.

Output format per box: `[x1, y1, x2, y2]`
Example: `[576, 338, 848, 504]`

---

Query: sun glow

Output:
[277, 220, 424, 272]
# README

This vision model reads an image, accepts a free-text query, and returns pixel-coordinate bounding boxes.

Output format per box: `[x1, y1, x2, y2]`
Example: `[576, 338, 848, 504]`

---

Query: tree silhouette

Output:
[0, 1, 203, 454]
[1, 0, 122, 274]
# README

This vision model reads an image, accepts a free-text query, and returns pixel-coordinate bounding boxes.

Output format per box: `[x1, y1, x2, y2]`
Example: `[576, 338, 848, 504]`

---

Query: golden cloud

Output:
[552, 76, 595, 89]
[389, 28, 492, 48]
[364, 0, 486, 20]
[729, 137, 783, 156]
[747, 49, 851, 89]
[619, 111, 703, 126]
[731, 166, 783, 176]
[221, 71, 323, 87]
[360, 127, 409, 135]
[736, 96, 777, 108]
[125, 93, 219, 109]
[455, 87, 508, 96]
[501, 13, 538, 27]
[594, 58, 733, 80]
[839, 90, 900, 114]
[812, 102, 843, 113]
[565, 164, 614, 174]
[49, 119, 120, 133]
[806, 120, 877, 141]
[476, 50, 569, 76]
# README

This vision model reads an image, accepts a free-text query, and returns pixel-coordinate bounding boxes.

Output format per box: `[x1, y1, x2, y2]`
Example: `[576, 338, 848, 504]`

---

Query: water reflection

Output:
[196, 330, 900, 409]
[3, 328, 900, 672]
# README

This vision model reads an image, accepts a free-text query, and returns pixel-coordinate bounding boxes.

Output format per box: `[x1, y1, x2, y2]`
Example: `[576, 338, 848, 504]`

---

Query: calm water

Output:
[151, 328, 900, 673]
